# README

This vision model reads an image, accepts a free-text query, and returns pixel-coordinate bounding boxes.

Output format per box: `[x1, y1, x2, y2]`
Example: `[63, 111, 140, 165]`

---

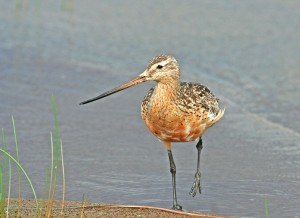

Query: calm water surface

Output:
[1, 1, 300, 217]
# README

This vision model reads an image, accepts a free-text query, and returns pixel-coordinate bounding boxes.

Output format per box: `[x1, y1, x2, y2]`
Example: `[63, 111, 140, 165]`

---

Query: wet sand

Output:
[6, 199, 229, 218]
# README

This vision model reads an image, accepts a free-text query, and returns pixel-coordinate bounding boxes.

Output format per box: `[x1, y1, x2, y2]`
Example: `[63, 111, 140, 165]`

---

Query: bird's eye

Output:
[157, 65, 163, 69]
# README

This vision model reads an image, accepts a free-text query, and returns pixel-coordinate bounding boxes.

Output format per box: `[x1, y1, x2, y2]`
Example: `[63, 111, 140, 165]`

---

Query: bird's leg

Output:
[167, 149, 182, 210]
[190, 137, 203, 197]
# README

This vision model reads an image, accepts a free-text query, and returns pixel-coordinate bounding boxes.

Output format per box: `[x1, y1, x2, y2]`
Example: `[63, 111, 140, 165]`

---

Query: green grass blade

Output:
[12, 116, 21, 213]
[6, 159, 11, 218]
[0, 149, 39, 213]
[51, 95, 59, 200]
[265, 195, 269, 218]
[60, 139, 65, 214]
[44, 132, 55, 217]
[0, 164, 4, 218]
[1, 129, 7, 202]
[48, 132, 54, 201]
[51, 95, 59, 159]
[1, 128, 7, 218]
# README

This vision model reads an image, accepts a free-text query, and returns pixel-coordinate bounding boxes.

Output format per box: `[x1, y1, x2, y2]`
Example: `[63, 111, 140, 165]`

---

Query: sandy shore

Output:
[4, 199, 230, 218]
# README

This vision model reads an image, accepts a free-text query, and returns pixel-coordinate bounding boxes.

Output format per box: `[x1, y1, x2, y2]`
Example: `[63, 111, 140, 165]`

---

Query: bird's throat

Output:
[153, 79, 180, 101]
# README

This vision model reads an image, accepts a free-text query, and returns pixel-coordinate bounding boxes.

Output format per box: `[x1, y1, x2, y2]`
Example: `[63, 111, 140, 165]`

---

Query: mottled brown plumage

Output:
[80, 54, 224, 210]
[141, 55, 224, 143]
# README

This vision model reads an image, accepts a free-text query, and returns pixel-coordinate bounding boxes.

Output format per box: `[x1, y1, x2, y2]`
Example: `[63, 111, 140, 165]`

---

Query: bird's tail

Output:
[208, 108, 225, 128]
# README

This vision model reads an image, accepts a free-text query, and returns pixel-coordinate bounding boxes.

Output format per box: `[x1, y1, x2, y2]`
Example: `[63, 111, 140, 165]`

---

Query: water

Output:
[1, 0, 300, 217]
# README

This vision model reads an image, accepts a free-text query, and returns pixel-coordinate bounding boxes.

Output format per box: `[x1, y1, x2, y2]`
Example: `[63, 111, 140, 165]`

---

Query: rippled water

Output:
[1, 0, 300, 217]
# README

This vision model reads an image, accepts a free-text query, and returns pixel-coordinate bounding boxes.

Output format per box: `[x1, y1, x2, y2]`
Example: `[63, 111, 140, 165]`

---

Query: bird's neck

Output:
[153, 79, 180, 100]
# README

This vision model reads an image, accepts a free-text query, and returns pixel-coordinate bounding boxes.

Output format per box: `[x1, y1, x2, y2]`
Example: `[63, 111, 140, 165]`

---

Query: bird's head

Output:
[140, 54, 180, 83]
[80, 54, 180, 105]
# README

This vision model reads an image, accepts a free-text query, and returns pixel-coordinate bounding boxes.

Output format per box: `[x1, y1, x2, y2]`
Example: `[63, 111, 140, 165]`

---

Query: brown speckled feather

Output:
[141, 80, 224, 142]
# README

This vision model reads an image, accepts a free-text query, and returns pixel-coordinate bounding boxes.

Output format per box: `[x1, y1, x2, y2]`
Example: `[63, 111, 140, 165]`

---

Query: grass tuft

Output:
[0, 96, 67, 217]
[0, 148, 39, 213]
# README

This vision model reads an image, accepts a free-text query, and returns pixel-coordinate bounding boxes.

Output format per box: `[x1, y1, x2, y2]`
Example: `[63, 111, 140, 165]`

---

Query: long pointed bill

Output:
[79, 75, 147, 105]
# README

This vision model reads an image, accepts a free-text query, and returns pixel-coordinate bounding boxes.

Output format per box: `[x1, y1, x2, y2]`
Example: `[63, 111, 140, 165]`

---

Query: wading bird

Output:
[80, 55, 224, 210]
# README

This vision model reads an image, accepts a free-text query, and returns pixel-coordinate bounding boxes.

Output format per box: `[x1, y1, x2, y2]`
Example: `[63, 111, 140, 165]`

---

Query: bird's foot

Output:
[189, 171, 201, 197]
[172, 203, 183, 210]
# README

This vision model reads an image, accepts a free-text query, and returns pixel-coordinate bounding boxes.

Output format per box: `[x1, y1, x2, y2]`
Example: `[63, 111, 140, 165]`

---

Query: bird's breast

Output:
[140, 82, 224, 142]
[141, 99, 207, 142]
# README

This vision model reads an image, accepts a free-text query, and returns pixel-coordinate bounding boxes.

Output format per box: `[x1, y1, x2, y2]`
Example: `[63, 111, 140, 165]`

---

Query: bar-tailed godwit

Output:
[80, 55, 225, 210]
